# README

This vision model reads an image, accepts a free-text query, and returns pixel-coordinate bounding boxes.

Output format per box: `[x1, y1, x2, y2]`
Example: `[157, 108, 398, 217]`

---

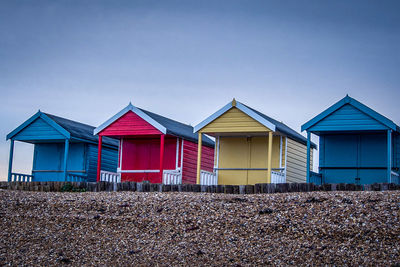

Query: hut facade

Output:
[94, 103, 214, 184]
[194, 99, 316, 185]
[302, 95, 400, 184]
[6, 111, 118, 182]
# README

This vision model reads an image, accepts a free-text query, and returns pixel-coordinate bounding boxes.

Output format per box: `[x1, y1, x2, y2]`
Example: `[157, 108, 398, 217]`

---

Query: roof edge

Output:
[236, 102, 276, 132]
[301, 95, 398, 132]
[301, 96, 347, 132]
[348, 97, 397, 131]
[94, 103, 167, 135]
[7, 111, 70, 140]
[194, 99, 277, 133]
[193, 101, 233, 133]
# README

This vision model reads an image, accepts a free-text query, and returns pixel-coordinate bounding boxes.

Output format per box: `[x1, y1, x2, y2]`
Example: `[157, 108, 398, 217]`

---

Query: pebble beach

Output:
[0, 190, 399, 266]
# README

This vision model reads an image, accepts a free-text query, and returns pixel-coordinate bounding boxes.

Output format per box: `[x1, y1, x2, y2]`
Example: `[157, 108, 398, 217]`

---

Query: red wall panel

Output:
[100, 111, 162, 136]
[121, 137, 177, 183]
[182, 141, 214, 184]
[177, 138, 182, 168]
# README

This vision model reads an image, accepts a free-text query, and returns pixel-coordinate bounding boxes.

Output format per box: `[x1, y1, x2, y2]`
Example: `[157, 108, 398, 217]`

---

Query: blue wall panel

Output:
[66, 143, 86, 173]
[309, 104, 387, 132]
[358, 169, 387, 184]
[14, 117, 65, 141]
[323, 134, 358, 167]
[87, 144, 118, 182]
[323, 169, 386, 184]
[359, 134, 386, 167]
[87, 145, 98, 182]
[32, 142, 117, 182]
[394, 134, 400, 169]
[32, 143, 88, 181]
[33, 143, 63, 181]
[323, 169, 358, 184]
[320, 133, 389, 184]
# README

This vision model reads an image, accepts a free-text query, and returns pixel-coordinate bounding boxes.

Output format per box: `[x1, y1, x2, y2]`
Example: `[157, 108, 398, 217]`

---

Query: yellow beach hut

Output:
[193, 99, 317, 185]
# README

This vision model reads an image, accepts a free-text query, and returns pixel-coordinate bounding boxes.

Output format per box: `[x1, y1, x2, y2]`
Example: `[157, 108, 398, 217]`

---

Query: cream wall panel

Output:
[286, 138, 308, 183]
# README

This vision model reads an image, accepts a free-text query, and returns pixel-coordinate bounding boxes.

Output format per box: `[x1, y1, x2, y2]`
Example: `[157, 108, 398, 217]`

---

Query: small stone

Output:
[259, 208, 274, 215]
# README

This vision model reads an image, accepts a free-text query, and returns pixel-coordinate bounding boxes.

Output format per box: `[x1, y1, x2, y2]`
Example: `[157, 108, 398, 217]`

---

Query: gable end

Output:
[200, 107, 271, 133]
[98, 111, 163, 136]
[309, 104, 388, 132]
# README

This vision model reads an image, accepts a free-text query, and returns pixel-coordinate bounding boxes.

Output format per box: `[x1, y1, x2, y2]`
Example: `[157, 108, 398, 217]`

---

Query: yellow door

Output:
[218, 136, 281, 185]
[247, 137, 268, 184]
[218, 137, 249, 185]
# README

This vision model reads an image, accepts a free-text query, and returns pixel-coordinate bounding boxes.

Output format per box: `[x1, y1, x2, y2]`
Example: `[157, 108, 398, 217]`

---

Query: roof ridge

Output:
[44, 113, 95, 129]
[138, 108, 214, 147]
[241, 103, 317, 148]
[347, 96, 398, 128]
[138, 108, 193, 128]
[302, 95, 398, 132]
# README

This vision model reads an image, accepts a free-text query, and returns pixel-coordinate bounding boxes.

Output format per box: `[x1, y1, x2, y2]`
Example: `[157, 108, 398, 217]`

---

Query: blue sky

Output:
[1, 0, 399, 179]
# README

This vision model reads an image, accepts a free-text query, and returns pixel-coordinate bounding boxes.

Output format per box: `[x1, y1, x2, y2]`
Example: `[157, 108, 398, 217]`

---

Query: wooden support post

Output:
[216, 136, 220, 183]
[96, 136, 102, 182]
[159, 134, 165, 182]
[247, 137, 252, 184]
[387, 129, 392, 183]
[7, 139, 14, 182]
[63, 138, 70, 181]
[175, 137, 179, 170]
[118, 139, 124, 171]
[267, 132, 273, 183]
[118, 139, 121, 169]
[279, 136, 283, 169]
[196, 133, 202, 184]
[306, 131, 311, 183]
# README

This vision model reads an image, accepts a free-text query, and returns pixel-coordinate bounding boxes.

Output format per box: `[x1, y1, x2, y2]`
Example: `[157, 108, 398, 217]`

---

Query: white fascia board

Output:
[131, 105, 167, 134]
[236, 102, 276, 131]
[94, 105, 132, 135]
[193, 102, 233, 133]
[94, 103, 167, 135]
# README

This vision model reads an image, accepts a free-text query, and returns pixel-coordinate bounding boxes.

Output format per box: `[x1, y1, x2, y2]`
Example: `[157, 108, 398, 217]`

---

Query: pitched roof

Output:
[194, 99, 316, 148]
[139, 109, 214, 147]
[94, 104, 214, 147]
[45, 113, 118, 146]
[301, 95, 399, 133]
[243, 105, 317, 148]
[7, 111, 118, 147]
[193, 99, 276, 133]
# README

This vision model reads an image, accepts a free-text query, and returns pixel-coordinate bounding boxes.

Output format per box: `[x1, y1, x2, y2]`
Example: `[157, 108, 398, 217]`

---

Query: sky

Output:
[0, 0, 399, 180]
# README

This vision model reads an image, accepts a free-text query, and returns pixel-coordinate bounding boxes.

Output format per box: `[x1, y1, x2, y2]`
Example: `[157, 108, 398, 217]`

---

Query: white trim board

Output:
[94, 103, 167, 135]
[180, 139, 184, 170]
[118, 170, 160, 173]
[193, 100, 276, 133]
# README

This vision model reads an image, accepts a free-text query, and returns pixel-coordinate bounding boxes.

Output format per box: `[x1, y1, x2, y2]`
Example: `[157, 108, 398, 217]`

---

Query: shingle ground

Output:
[0, 190, 399, 266]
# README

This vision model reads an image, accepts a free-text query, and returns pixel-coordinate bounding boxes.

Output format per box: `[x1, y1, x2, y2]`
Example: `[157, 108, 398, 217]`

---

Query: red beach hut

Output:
[94, 103, 214, 184]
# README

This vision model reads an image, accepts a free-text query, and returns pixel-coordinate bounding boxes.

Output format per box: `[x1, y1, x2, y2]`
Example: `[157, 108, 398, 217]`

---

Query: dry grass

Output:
[0, 189, 399, 266]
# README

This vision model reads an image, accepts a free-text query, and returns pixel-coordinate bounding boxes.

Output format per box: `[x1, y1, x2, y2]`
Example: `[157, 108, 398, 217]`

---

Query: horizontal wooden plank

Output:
[100, 111, 162, 136]
[286, 174, 306, 183]
[202, 107, 269, 133]
[286, 170, 306, 181]
[309, 104, 389, 132]
[14, 117, 66, 141]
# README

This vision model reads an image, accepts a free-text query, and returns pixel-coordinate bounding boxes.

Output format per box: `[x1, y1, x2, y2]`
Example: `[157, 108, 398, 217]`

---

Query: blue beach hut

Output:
[6, 111, 118, 182]
[302, 95, 400, 185]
